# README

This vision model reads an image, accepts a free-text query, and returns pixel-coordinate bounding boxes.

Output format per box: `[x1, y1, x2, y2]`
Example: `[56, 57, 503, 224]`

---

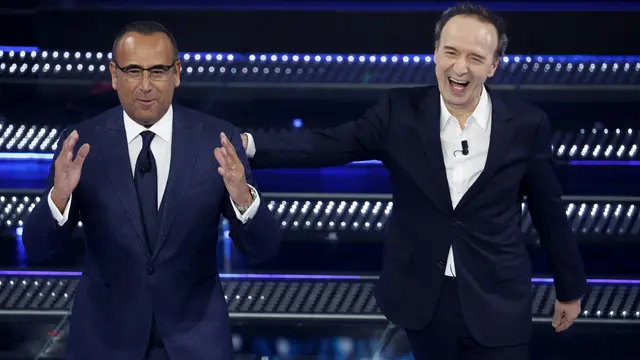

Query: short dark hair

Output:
[434, 3, 508, 60]
[112, 21, 179, 62]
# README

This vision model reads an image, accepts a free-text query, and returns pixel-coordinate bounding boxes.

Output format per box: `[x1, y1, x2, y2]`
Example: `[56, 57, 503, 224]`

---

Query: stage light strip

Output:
[0, 46, 39, 52]
[567, 160, 640, 166]
[1, 47, 640, 63]
[0, 153, 54, 160]
[1, 153, 639, 167]
[0, 270, 638, 285]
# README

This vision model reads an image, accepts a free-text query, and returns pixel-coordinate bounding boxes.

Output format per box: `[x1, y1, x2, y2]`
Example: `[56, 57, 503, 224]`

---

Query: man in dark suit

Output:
[22, 21, 281, 360]
[241, 4, 586, 359]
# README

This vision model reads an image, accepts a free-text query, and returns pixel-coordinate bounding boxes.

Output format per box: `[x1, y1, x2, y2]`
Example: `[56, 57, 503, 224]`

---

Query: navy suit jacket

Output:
[22, 105, 281, 360]
[249, 86, 586, 347]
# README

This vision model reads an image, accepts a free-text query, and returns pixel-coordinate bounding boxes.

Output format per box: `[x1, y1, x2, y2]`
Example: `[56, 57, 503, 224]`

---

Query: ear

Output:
[109, 61, 118, 90]
[174, 60, 181, 88]
[433, 46, 439, 64]
[487, 57, 499, 78]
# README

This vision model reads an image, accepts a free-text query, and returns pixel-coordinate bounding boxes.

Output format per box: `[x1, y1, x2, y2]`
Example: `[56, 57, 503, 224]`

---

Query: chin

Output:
[132, 112, 159, 125]
[444, 93, 470, 106]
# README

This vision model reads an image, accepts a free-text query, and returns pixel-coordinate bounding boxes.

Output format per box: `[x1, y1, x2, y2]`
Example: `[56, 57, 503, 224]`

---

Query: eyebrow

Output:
[116, 62, 174, 68]
[443, 46, 487, 60]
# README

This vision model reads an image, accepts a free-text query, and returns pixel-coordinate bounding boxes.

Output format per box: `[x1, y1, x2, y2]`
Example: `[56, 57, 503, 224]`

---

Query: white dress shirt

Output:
[49, 105, 260, 227]
[243, 88, 492, 277]
[439, 87, 492, 277]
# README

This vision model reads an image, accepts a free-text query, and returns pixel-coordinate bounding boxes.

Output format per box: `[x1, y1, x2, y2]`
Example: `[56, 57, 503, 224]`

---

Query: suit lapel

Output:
[151, 106, 201, 261]
[99, 109, 149, 257]
[415, 87, 454, 214]
[455, 89, 515, 210]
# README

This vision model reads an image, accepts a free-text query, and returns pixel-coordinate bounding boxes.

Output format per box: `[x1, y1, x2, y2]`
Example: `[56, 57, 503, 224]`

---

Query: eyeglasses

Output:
[113, 61, 177, 81]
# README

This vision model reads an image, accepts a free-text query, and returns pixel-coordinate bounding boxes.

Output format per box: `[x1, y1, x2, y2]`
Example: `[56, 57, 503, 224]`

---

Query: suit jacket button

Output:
[147, 265, 155, 275]
[451, 219, 460, 226]
[438, 260, 445, 268]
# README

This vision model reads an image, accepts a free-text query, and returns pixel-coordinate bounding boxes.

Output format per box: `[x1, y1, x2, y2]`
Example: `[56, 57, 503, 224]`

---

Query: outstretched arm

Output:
[245, 93, 392, 168]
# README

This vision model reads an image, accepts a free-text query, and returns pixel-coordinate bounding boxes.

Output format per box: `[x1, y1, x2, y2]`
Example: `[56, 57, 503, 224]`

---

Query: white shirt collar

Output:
[123, 105, 173, 144]
[439, 86, 491, 132]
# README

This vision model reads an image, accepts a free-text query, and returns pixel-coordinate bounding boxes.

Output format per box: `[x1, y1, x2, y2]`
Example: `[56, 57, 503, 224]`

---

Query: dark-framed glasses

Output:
[113, 61, 178, 81]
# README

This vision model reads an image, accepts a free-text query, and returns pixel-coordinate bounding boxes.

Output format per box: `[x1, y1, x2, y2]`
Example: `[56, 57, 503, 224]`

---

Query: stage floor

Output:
[0, 271, 638, 359]
[2, 320, 639, 359]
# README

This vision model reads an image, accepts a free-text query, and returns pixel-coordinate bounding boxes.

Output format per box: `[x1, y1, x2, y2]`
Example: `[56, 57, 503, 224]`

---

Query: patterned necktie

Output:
[134, 131, 158, 251]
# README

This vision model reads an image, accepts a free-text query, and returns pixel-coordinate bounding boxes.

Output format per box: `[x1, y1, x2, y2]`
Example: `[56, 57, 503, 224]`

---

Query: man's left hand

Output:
[214, 132, 253, 207]
[552, 299, 581, 332]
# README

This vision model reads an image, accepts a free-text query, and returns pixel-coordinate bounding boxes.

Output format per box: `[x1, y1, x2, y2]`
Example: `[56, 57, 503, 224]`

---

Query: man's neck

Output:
[446, 95, 481, 129]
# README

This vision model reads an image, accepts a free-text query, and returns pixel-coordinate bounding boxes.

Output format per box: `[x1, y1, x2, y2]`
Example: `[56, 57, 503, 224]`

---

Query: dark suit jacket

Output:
[249, 85, 586, 347]
[22, 105, 281, 360]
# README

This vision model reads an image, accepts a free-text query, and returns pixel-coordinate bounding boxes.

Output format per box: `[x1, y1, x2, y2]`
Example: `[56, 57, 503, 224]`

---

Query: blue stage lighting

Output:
[2, 47, 640, 87]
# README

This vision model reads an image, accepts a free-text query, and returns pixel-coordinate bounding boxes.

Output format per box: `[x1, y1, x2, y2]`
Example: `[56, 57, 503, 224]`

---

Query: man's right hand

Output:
[241, 133, 248, 151]
[51, 130, 90, 212]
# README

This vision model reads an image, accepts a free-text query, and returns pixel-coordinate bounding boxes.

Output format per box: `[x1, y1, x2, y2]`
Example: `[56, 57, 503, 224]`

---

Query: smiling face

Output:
[109, 31, 181, 126]
[434, 14, 500, 114]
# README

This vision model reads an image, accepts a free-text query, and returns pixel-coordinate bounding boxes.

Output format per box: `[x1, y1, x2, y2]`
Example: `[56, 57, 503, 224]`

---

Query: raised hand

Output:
[51, 130, 90, 211]
[214, 132, 253, 207]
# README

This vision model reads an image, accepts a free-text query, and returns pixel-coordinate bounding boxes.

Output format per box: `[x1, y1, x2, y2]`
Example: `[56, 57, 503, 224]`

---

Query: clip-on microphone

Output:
[454, 140, 470, 157]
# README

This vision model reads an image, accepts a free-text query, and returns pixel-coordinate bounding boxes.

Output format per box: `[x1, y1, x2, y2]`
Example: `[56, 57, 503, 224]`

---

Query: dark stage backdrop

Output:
[1, 2, 640, 54]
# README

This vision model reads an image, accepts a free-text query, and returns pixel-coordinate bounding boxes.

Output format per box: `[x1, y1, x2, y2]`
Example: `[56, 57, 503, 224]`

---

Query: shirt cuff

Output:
[245, 133, 256, 158]
[230, 184, 260, 224]
[48, 188, 72, 226]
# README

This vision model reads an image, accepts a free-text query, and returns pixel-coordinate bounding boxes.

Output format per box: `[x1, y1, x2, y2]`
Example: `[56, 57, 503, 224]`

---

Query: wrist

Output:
[51, 188, 70, 212]
[233, 186, 254, 207]
[51, 188, 70, 203]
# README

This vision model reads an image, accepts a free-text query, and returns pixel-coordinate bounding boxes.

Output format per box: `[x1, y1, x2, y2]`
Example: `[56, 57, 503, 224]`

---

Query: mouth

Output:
[448, 77, 470, 94]
[137, 99, 156, 107]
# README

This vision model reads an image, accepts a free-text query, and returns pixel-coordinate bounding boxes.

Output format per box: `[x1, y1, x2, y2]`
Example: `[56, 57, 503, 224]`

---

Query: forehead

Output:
[115, 32, 174, 65]
[439, 15, 498, 56]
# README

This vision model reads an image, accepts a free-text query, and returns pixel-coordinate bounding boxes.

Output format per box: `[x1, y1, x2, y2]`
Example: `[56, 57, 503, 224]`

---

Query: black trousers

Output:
[144, 316, 170, 360]
[405, 276, 529, 360]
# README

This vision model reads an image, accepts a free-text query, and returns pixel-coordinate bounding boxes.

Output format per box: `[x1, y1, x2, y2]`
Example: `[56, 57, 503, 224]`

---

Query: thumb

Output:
[551, 305, 564, 328]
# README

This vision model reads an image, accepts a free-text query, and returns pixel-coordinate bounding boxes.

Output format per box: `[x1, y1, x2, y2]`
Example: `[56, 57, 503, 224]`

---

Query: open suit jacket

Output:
[22, 104, 281, 360]
[248, 85, 586, 347]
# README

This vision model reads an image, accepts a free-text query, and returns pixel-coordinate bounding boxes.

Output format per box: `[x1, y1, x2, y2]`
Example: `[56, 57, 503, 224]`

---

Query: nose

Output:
[452, 58, 469, 75]
[138, 72, 152, 92]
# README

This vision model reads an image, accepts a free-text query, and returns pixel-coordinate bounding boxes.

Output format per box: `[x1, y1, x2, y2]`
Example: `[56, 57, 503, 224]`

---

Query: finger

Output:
[220, 147, 236, 171]
[59, 131, 78, 163]
[551, 308, 564, 329]
[214, 148, 229, 171]
[64, 130, 79, 152]
[555, 319, 573, 332]
[71, 143, 90, 168]
[241, 133, 248, 150]
[217, 166, 226, 178]
[220, 132, 240, 163]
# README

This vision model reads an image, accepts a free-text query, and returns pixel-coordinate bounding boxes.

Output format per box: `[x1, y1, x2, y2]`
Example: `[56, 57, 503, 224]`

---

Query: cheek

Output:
[471, 66, 493, 82]
[435, 64, 449, 79]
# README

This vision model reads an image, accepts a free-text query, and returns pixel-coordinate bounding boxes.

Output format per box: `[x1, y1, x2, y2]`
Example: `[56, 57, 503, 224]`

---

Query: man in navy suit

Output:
[22, 21, 281, 360]
[241, 4, 586, 360]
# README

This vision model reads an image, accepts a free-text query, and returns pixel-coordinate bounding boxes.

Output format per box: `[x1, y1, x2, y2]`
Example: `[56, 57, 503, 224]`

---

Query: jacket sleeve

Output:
[22, 128, 81, 262]
[250, 92, 392, 168]
[521, 113, 587, 302]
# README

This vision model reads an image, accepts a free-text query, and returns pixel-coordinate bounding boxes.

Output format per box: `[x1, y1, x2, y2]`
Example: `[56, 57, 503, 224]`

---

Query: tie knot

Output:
[140, 131, 155, 148]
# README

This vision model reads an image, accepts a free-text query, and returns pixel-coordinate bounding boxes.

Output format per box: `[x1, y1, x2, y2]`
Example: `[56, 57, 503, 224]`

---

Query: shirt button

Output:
[438, 261, 446, 269]
[147, 265, 155, 275]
